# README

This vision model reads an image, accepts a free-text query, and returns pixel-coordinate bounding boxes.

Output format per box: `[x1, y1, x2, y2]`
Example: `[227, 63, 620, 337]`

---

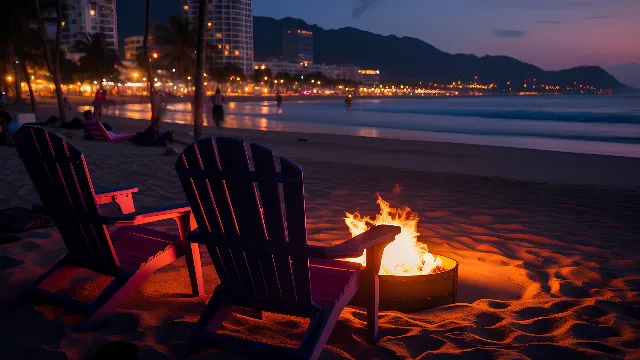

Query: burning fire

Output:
[343, 195, 444, 276]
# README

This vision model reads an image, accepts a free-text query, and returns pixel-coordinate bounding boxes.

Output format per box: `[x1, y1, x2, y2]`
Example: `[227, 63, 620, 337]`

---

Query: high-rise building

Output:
[60, 0, 118, 58]
[182, 0, 254, 75]
[282, 29, 313, 64]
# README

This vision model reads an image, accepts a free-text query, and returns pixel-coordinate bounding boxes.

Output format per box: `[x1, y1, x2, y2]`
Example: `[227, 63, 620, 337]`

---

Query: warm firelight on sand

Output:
[343, 195, 445, 275]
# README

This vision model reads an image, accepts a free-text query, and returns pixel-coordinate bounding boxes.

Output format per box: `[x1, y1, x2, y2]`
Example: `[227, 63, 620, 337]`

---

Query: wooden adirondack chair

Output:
[14, 125, 204, 331]
[176, 137, 401, 359]
[83, 120, 135, 142]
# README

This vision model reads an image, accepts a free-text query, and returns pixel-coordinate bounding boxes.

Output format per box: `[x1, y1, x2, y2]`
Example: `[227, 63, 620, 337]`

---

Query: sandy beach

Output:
[1, 104, 639, 359]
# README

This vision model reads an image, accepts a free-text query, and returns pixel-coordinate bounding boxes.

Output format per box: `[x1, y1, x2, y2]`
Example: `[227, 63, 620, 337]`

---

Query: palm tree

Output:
[0, 1, 36, 103]
[74, 33, 122, 82]
[16, 29, 46, 113]
[193, 0, 208, 140]
[155, 16, 197, 82]
[34, 0, 67, 122]
[210, 63, 244, 91]
[143, 0, 154, 118]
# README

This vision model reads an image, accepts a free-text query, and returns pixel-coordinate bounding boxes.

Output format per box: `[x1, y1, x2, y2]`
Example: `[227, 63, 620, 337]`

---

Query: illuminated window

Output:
[215, 33, 222, 39]
[224, 51, 229, 56]
[224, 44, 229, 50]
[183, 5, 188, 10]
[233, 50, 239, 56]
[61, 21, 65, 26]
[208, 22, 212, 27]
[90, 9, 95, 16]
[217, 44, 222, 49]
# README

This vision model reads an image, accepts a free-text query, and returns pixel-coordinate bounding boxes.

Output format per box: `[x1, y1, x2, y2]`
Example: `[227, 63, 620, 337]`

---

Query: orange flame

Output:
[343, 195, 443, 276]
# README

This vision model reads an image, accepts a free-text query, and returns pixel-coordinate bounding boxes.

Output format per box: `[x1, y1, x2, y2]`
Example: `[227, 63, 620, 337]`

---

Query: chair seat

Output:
[110, 226, 182, 271]
[309, 259, 362, 310]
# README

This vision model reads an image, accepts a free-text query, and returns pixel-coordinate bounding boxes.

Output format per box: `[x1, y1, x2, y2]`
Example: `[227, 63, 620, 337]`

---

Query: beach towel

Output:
[0, 207, 54, 233]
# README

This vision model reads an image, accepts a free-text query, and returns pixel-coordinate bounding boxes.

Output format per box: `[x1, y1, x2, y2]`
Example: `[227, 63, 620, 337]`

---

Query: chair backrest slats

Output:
[195, 139, 256, 294]
[176, 137, 315, 310]
[215, 138, 269, 298]
[178, 141, 233, 287]
[15, 126, 118, 271]
[250, 143, 296, 303]
[280, 157, 312, 305]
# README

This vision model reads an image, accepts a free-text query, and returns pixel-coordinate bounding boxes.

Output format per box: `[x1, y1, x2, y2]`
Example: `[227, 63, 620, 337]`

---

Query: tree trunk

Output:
[22, 61, 37, 113]
[8, 43, 22, 104]
[2, 58, 8, 96]
[193, 0, 208, 141]
[143, 0, 155, 119]
[35, 0, 66, 122]
[53, 0, 67, 122]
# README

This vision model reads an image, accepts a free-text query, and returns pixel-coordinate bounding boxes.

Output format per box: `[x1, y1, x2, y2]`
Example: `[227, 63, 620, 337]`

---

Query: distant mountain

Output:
[606, 63, 640, 89]
[254, 16, 627, 91]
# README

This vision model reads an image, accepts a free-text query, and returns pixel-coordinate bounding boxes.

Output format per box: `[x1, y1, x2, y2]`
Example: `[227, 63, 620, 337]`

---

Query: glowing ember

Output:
[343, 195, 444, 276]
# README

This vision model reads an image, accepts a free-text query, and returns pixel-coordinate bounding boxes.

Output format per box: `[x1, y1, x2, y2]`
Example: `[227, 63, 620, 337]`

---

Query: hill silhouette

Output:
[254, 16, 627, 91]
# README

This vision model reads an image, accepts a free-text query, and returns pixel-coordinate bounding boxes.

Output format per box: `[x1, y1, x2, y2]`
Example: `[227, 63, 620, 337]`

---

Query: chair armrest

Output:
[101, 202, 191, 226]
[308, 225, 400, 259]
[95, 186, 139, 205]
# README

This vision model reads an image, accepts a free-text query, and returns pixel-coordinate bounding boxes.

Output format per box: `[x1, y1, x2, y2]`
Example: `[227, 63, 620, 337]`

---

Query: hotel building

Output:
[60, 0, 118, 59]
[182, 0, 254, 75]
[282, 29, 313, 64]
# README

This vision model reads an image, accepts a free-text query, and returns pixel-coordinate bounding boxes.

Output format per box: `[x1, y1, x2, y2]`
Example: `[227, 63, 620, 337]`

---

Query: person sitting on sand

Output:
[83, 110, 115, 139]
[132, 116, 174, 147]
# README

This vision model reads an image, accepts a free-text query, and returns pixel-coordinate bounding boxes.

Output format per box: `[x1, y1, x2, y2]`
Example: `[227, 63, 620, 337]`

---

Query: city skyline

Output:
[117, 0, 640, 71]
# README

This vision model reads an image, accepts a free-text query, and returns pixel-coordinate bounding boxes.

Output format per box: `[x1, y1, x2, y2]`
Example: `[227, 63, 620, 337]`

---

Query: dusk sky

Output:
[118, 0, 640, 70]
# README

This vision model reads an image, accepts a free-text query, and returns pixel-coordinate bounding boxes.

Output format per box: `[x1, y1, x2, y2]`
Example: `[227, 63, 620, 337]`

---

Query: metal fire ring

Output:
[352, 255, 459, 313]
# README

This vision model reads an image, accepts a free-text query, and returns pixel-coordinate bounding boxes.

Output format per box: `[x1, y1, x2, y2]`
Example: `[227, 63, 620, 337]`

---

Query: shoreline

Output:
[19, 99, 640, 190]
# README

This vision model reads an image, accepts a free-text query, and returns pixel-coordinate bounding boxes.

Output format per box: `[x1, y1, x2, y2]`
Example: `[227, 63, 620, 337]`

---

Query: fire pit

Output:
[343, 195, 459, 312]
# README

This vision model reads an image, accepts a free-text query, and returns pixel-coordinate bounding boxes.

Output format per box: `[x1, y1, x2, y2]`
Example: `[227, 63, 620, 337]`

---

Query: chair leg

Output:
[77, 270, 151, 331]
[184, 243, 204, 297]
[182, 288, 231, 359]
[113, 194, 135, 214]
[175, 214, 204, 297]
[366, 274, 380, 344]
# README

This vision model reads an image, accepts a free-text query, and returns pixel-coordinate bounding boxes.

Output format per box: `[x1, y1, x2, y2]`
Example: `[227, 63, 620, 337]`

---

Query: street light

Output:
[153, 53, 158, 59]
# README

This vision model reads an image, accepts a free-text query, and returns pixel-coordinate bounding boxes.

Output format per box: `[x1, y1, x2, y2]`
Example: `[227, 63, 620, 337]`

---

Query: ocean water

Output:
[103, 94, 640, 158]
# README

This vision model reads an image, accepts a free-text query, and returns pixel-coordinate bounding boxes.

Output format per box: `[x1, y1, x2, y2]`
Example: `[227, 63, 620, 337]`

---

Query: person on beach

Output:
[83, 110, 115, 138]
[63, 96, 72, 111]
[276, 91, 283, 108]
[132, 116, 174, 147]
[211, 88, 226, 131]
[345, 94, 353, 107]
[93, 86, 105, 120]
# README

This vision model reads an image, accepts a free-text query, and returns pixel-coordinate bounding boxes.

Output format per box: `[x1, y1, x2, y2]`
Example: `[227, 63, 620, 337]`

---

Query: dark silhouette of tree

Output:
[193, 0, 207, 140]
[210, 63, 245, 87]
[0, 2, 36, 104]
[34, 0, 68, 121]
[251, 67, 273, 84]
[155, 16, 197, 83]
[73, 33, 122, 81]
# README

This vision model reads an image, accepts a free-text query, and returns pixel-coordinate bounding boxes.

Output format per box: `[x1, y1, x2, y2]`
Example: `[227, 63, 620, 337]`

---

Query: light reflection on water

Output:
[84, 99, 640, 158]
